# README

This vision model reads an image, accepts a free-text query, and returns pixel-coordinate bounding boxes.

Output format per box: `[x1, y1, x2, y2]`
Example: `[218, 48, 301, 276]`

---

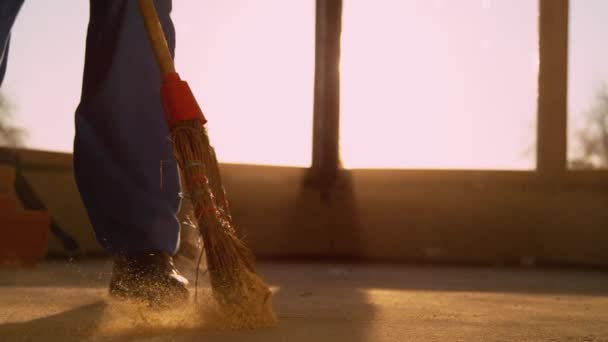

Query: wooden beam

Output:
[536, 0, 569, 178]
[308, 0, 343, 190]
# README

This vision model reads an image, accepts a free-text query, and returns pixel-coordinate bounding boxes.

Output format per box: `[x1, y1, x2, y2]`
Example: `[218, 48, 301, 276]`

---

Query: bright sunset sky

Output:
[2, 0, 607, 169]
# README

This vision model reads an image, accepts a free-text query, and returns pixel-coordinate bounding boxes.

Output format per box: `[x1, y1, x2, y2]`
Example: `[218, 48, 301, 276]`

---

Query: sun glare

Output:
[173, 0, 316, 167]
[339, 0, 538, 170]
[6, 1, 544, 170]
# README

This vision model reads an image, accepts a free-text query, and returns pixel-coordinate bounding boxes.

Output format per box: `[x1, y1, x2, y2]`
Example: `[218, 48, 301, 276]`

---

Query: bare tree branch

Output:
[0, 92, 25, 146]
[571, 83, 608, 169]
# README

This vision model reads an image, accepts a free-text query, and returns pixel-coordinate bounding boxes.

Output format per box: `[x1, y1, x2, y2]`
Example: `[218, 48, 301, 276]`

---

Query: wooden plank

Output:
[20, 170, 96, 253]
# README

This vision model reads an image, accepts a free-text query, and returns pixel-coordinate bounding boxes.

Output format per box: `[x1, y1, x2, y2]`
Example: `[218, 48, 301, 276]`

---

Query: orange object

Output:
[0, 165, 50, 266]
[0, 195, 19, 212]
[0, 210, 50, 266]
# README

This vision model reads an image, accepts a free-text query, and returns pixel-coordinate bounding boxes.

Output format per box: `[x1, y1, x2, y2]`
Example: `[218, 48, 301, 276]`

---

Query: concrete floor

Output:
[0, 260, 607, 341]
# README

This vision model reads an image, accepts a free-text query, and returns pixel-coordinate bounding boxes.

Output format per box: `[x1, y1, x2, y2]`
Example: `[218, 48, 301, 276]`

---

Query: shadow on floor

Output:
[262, 262, 608, 297]
[0, 291, 377, 342]
[0, 258, 113, 288]
[2, 257, 608, 296]
[2, 261, 608, 341]
[0, 301, 107, 342]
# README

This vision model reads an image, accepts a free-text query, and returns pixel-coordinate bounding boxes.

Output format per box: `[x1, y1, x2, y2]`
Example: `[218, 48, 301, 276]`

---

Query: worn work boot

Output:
[109, 251, 189, 308]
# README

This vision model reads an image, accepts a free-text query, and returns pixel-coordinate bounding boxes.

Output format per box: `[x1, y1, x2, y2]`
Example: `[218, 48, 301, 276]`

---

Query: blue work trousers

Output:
[0, 0, 181, 255]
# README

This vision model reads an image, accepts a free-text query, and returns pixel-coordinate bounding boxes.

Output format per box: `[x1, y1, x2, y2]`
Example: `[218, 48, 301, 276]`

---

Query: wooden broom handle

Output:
[137, 0, 176, 76]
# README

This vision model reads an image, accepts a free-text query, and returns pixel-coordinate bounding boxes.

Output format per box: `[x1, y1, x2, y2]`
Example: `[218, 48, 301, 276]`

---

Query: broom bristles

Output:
[169, 120, 276, 327]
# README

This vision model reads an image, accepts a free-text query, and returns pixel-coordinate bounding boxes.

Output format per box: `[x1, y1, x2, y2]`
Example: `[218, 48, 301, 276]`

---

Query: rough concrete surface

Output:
[1, 260, 607, 341]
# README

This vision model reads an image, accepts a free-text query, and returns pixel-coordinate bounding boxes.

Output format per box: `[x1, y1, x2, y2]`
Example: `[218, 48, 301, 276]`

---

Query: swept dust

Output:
[95, 284, 277, 339]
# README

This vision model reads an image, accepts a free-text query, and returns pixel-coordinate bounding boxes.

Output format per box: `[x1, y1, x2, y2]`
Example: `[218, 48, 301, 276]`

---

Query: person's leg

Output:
[74, 0, 181, 256]
[0, 0, 25, 87]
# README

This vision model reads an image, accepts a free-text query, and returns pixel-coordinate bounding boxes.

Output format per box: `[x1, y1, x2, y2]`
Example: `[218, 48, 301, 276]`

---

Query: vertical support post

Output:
[537, 0, 569, 179]
[308, 0, 343, 190]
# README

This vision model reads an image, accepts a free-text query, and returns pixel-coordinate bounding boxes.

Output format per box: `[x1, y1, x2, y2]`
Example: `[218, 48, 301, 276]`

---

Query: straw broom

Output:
[137, 0, 277, 328]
